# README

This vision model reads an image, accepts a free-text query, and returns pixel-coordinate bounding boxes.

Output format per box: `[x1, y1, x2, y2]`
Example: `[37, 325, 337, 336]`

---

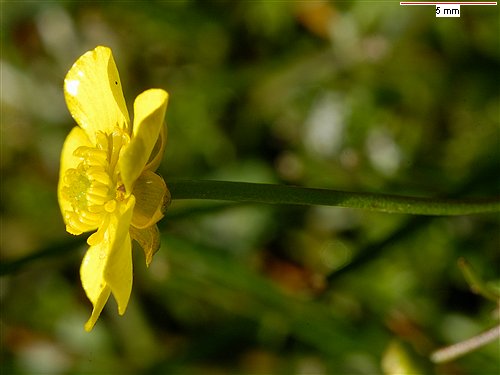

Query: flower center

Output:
[61, 129, 129, 235]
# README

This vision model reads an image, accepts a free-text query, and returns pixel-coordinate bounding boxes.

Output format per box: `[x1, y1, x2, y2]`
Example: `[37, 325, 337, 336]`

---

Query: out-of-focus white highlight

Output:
[366, 128, 401, 176]
[304, 92, 346, 158]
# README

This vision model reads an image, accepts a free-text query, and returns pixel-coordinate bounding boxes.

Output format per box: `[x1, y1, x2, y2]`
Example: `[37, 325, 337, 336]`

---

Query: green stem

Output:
[168, 180, 500, 216]
[0, 237, 85, 276]
[458, 258, 500, 302]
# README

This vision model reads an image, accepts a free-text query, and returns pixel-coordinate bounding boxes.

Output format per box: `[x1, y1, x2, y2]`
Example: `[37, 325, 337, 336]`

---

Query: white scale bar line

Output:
[400, 2, 497, 5]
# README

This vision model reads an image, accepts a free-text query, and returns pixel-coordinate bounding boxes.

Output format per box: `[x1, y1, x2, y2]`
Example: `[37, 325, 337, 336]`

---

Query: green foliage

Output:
[1, 1, 498, 374]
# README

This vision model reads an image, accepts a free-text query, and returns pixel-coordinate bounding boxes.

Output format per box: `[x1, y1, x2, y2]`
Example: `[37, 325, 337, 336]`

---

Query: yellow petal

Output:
[119, 89, 168, 193]
[64, 46, 130, 142]
[104, 195, 135, 315]
[130, 171, 170, 229]
[143, 124, 167, 172]
[84, 286, 111, 332]
[105, 233, 132, 315]
[80, 197, 135, 330]
[80, 238, 111, 331]
[58, 127, 93, 223]
[130, 224, 161, 267]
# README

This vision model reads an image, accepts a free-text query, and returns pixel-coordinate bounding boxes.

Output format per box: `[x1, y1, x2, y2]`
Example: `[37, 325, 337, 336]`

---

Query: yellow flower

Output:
[58, 46, 170, 331]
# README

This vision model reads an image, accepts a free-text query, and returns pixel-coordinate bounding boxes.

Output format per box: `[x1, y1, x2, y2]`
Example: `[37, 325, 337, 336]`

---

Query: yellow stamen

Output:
[104, 200, 117, 213]
[61, 129, 130, 235]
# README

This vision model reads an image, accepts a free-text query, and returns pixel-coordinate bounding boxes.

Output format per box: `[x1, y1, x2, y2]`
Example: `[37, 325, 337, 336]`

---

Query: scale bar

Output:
[400, 2, 497, 5]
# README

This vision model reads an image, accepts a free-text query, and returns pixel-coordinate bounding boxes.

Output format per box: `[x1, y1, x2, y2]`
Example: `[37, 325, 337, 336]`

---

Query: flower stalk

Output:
[168, 180, 500, 216]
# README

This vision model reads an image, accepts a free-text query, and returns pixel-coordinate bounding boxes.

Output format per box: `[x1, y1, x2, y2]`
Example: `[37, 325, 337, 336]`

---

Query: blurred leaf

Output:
[382, 340, 425, 375]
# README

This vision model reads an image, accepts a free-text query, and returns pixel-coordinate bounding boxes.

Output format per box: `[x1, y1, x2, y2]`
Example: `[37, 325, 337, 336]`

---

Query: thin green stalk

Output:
[168, 180, 500, 216]
[0, 237, 85, 276]
[458, 258, 500, 302]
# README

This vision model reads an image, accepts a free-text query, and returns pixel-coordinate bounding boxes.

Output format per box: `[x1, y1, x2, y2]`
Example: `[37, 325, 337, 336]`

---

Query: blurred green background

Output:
[1, 1, 499, 374]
